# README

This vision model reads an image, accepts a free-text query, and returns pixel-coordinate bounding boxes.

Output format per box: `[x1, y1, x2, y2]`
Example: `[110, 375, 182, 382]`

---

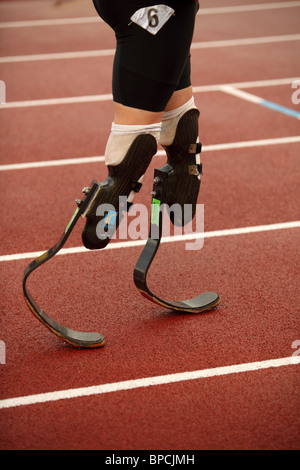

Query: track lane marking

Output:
[221, 85, 300, 119]
[0, 356, 299, 409]
[1, 136, 300, 171]
[0, 78, 297, 109]
[0, 221, 299, 263]
[190, 34, 300, 49]
[1, 2, 300, 28]
[0, 93, 113, 109]
[0, 34, 299, 63]
[197, 1, 300, 15]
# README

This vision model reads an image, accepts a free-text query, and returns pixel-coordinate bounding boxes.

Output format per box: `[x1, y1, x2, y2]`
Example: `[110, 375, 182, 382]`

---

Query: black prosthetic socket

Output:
[161, 108, 202, 227]
[82, 133, 157, 250]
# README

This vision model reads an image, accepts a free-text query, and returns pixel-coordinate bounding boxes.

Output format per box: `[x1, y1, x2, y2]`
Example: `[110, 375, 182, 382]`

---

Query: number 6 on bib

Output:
[130, 5, 175, 35]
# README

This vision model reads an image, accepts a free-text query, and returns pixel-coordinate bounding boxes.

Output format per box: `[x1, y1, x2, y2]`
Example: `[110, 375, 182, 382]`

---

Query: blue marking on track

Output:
[260, 100, 300, 119]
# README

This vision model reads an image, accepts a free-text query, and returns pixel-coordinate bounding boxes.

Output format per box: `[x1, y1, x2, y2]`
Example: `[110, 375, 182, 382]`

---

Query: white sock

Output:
[159, 97, 198, 146]
[105, 122, 161, 166]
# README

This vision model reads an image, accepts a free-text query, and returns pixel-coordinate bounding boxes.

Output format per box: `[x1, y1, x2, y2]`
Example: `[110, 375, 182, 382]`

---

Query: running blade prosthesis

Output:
[22, 180, 106, 349]
[23, 172, 220, 348]
[133, 169, 220, 313]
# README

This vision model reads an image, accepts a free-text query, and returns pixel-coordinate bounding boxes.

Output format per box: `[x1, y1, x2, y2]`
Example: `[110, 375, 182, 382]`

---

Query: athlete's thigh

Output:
[93, 0, 199, 111]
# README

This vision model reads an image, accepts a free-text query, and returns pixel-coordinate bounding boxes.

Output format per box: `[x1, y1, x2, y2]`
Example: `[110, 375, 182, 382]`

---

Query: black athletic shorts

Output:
[92, 0, 199, 112]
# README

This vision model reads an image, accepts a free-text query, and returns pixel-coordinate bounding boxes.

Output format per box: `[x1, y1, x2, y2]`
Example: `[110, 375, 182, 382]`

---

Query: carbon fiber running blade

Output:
[133, 169, 220, 313]
[22, 181, 105, 348]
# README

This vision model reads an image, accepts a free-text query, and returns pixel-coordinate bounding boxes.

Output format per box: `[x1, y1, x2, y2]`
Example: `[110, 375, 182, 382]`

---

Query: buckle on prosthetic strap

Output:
[189, 162, 203, 176]
[188, 142, 202, 154]
[78, 178, 142, 219]
[72, 179, 101, 217]
[188, 142, 203, 176]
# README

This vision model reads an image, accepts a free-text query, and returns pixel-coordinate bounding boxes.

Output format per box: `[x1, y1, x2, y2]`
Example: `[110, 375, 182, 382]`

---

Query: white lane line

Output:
[193, 77, 299, 92]
[1, 2, 300, 28]
[1, 34, 299, 63]
[0, 356, 299, 410]
[197, 1, 300, 15]
[202, 136, 300, 151]
[1, 136, 300, 172]
[0, 49, 115, 63]
[0, 16, 101, 28]
[0, 154, 106, 171]
[1, 221, 299, 263]
[0, 78, 297, 109]
[220, 85, 300, 119]
[0, 93, 113, 109]
[190, 34, 300, 50]
[221, 86, 262, 104]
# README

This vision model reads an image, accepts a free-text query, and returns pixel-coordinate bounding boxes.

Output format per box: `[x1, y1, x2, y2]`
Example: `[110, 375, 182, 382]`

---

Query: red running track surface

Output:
[0, 0, 299, 451]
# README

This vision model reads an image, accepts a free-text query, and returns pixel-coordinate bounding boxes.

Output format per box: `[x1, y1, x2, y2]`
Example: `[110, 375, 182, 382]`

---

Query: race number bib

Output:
[130, 5, 175, 35]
